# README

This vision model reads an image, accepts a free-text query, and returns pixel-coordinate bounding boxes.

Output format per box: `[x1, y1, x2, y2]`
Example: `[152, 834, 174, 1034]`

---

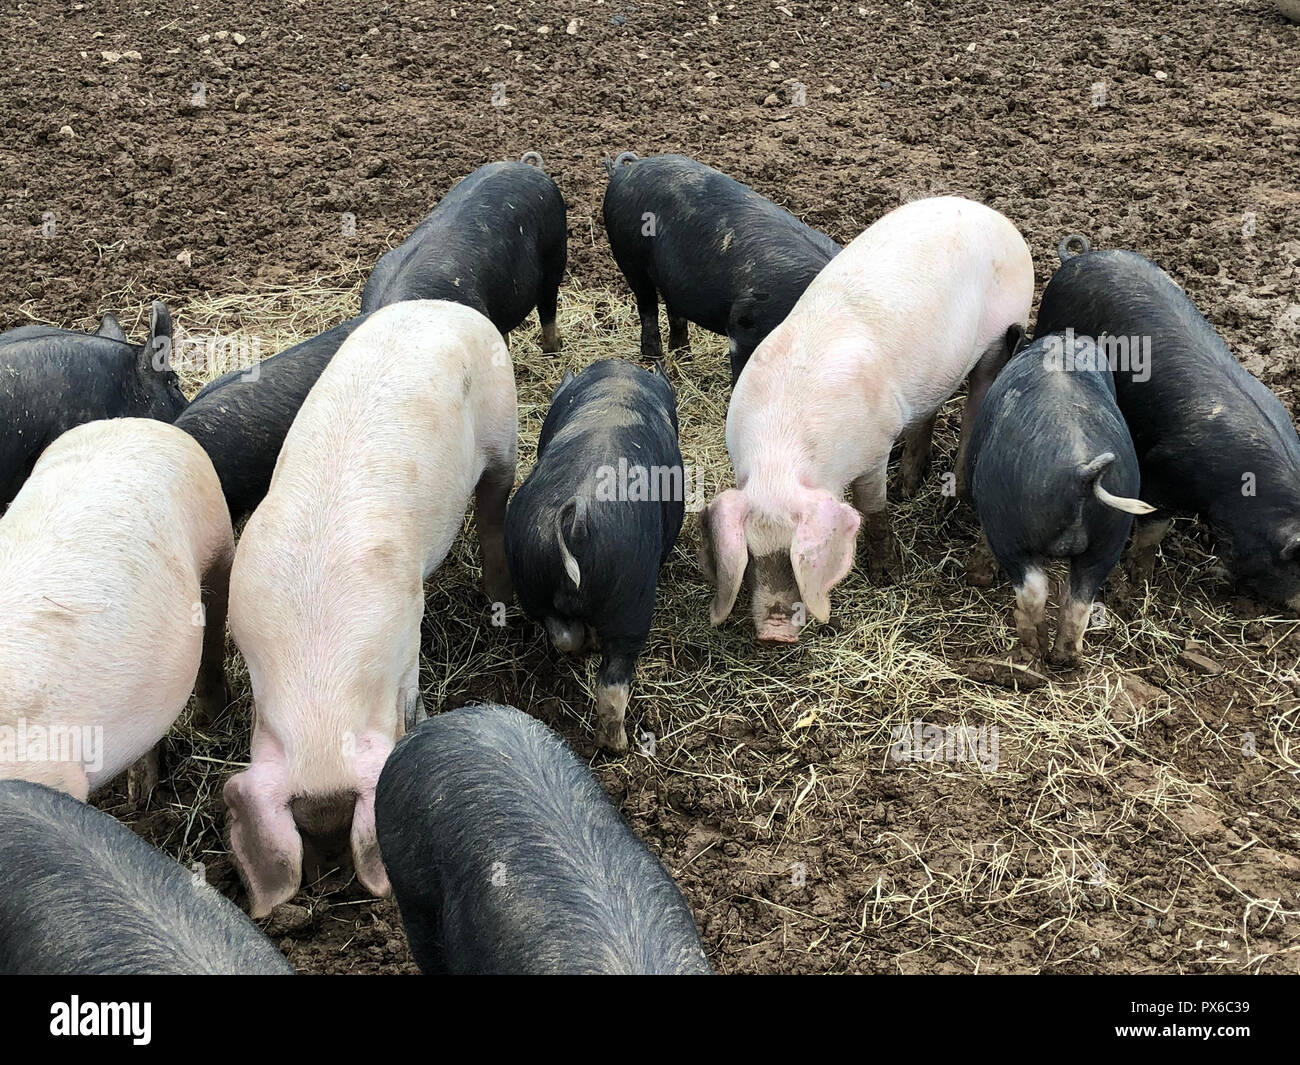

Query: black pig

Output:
[374, 704, 712, 975]
[504, 359, 684, 751]
[966, 330, 1154, 664]
[175, 315, 367, 524]
[1035, 239, 1300, 610]
[0, 302, 183, 510]
[602, 151, 840, 383]
[0, 779, 294, 975]
[362, 153, 567, 352]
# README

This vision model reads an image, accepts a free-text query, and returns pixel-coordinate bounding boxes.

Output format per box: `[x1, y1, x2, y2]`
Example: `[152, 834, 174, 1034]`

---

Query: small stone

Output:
[1177, 650, 1222, 676]
[57, 125, 75, 139]
[566, 18, 580, 34]
[233, 90, 252, 110]
[232, 31, 247, 45]
[214, 30, 230, 41]
[263, 903, 312, 936]
[175, 248, 193, 267]
[196, 34, 210, 44]
[763, 92, 780, 106]
[824, 84, 841, 95]
[121, 50, 141, 61]
[1154, 70, 1167, 80]
[101, 50, 121, 62]
[966, 42, 977, 52]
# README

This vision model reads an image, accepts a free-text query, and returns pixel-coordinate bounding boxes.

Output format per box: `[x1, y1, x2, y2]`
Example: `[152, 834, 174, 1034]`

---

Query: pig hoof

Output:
[127, 751, 160, 808]
[596, 721, 629, 753]
[194, 686, 230, 728]
[540, 323, 562, 354]
[1011, 644, 1039, 666]
[965, 556, 997, 589]
[484, 575, 514, 607]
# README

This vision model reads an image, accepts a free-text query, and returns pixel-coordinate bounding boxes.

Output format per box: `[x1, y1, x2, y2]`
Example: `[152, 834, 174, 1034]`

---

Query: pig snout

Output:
[756, 610, 800, 644]
[291, 793, 355, 884]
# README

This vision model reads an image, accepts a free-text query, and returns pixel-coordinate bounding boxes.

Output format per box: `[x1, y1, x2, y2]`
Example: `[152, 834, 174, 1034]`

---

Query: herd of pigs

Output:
[1, 149, 1298, 975]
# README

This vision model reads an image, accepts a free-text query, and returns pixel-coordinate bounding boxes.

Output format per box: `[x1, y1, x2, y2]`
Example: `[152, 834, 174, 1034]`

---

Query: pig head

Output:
[224, 725, 394, 918]
[699, 486, 861, 642]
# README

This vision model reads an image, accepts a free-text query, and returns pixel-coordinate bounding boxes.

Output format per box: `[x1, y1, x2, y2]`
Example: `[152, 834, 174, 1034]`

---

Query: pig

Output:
[224, 300, 518, 917]
[965, 331, 1155, 664]
[374, 703, 712, 974]
[698, 196, 1034, 642]
[1035, 240, 1300, 610]
[175, 315, 368, 524]
[602, 151, 841, 383]
[0, 419, 234, 801]
[361, 153, 567, 352]
[0, 301, 184, 511]
[0, 779, 294, 975]
[504, 359, 683, 752]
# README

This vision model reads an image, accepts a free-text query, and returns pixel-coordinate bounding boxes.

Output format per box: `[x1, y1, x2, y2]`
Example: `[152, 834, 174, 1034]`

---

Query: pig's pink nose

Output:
[757, 628, 799, 645]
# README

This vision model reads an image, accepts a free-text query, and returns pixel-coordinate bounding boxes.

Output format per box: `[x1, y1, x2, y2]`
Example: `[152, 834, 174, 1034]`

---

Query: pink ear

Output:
[348, 732, 393, 898]
[698, 489, 749, 626]
[224, 759, 302, 919]
[790, 492, 861, 623]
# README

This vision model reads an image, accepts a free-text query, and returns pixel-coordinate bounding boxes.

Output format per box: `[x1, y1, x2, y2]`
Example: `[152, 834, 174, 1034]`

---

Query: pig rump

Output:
[374, 704, 711, 974]
[0, 780, 293, 975]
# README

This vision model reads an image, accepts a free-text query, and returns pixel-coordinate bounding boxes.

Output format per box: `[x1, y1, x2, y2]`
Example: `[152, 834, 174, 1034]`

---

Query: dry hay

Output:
[88, 274, 1300, 974]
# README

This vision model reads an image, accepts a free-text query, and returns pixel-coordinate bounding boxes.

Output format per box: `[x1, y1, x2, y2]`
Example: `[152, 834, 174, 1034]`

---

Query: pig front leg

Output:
[900, 412, 938, 497]
[954, 334, 1015, 499]
[126, 743, 161, 809]
[193, 546, 234, 728]
[1125, 515, 1172, 586]
[475, 463, 515, 605]
[852, 463, 900, 581]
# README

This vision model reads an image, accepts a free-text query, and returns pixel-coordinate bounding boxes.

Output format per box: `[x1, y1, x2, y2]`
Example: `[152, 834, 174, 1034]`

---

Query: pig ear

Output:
[223, 764, 302, 919]
[139, 300, 173, 376]
[697, 489, 749, 625]
[349, 733, 392, 898]
[790, 492, 861, 623]
[551, 370, 576, 401]
[96, 312, 127, 342]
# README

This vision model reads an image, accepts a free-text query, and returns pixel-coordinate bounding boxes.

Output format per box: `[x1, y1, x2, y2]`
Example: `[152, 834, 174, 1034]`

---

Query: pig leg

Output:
[224, 749, 303, 918]
[852, 463, 899, 581]
[954, 335, 1015, 498]
[127, 744, 161, 808]
[1053, 561, 1108, 668]
[475, 462, 514, 605]
[1125, 515, 1172, 585]
[966, 529, 999, 589]
[900, 412, 939, 497]
[193, 547, 234, 728]
[631, 281, 664, 361]
[1009, 563, 1050, 662]
[667, 313, 690, 353]
[538, 281, 562, 355]
[544, 616, 587, 653]
[595, 651, 637, 753]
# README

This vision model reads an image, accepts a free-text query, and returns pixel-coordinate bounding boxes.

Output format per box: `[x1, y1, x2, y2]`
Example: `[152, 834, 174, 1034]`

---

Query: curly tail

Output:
[1078, 453, 1156, 515]
[1057, 233, 1092, 262]
[520, 150, 545, 170]
[603, 150, 639, 177]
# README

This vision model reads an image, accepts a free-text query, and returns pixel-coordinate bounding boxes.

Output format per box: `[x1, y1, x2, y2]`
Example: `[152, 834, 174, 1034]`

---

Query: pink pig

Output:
[224, 300, 517, 917]
[700, 196, 1034, 642]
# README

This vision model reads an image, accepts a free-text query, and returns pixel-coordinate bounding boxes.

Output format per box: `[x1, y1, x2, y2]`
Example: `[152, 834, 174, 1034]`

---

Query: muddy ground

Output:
[3, 0, 1299, 974]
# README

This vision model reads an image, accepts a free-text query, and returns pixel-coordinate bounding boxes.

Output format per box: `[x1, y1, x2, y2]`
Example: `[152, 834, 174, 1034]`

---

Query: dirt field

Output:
[4, 0, 1300, 974]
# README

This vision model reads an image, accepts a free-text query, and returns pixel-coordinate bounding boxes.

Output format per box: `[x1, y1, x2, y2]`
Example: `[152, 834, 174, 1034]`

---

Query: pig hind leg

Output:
[954, 333, 1016, 498]
[595, 646, 640, 753]
[1054, 534, 1127, 667]
[537, 248, 563, 354]
[852, 460, 899, 581]
[1008, 562, 1050, 662]
[628, 279, 665, 361]
[476, 459, 516, 606]
[127, 745, 161, 808]
[667, 311, 690, 353]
